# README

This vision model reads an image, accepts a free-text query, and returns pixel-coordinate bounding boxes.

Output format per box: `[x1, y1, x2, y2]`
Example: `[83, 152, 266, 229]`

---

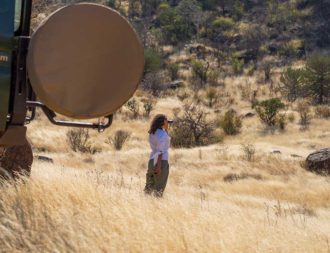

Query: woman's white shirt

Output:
[149, 128, 170, 164]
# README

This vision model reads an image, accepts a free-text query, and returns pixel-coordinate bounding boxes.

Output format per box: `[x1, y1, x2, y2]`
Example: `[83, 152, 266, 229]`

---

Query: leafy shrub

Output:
[315, 105, 330, 119]
[276, 113, 287, 131]
[231, 57, 244, 75]
[167, 63, 179, 81]
[170, 103, 219, 147]
[220, 110, 242, 135]
[107, 130, 131, 150]
[212, 16, 235, 30]
[158, 7, 192, 44]
[191, 60, 210, 87]
[67, 129, 98, 154]
[144, 48, 162, 74]
[253, 98, 285, 129]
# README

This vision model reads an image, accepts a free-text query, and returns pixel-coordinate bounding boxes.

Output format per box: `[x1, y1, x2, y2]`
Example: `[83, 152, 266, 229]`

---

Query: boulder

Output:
[306, 148, 330, 175]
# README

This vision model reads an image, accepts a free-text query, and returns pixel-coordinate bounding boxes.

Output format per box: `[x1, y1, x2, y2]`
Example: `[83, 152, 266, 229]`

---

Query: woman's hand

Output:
[154, 165, 162, 175]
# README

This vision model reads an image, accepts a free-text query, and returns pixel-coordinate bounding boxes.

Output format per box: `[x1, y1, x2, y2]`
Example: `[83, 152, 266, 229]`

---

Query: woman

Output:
[144, 114, 172, 197]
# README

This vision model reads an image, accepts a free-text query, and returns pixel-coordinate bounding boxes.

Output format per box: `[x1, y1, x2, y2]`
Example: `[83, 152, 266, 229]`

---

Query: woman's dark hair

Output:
[148, 114, 167, 134]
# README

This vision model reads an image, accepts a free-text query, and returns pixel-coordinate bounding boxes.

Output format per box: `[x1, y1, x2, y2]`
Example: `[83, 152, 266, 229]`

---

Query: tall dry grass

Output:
[1, 147, 330, 253]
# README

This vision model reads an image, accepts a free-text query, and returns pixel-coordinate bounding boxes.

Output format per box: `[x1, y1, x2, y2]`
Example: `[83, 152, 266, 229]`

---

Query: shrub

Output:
[287, 113, 296, 123]
[276, 113, 287, 131]
[67, 129, 97, 154]
[143, 100, 154, 117]
[315, 105, 330, 119]
[126, 98, 140, 119]
[191, 60, 210, 87]
[205, 87, 218, 107]
[167, 63, 179, 81]
[297, 100, 312, 129]
[212, 16, 235, 30]
[241, 143, 256, 162]
[158, 7, 192, 44]
[231, 57, 244, 75]
[107, 130, 131, 150]
[170, 103, 218, 147]
[279, 40, 304, 58]
[142, 72, 165, 96]
[220, 110, 242, 135]
[144, 48, 162, 74]
[253, 98, 285, 129]
[208, 69, 220, 86]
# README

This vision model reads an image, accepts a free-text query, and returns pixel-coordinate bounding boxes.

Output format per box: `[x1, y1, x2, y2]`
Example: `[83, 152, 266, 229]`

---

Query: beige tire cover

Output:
[27, 3, 144, 119]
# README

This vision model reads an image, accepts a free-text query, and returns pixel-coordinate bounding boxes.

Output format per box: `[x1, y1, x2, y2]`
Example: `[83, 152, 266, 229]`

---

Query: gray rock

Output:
[36, 155, 54, 163]
[306, 148, 330, 175]
[271, 150, 281, 154]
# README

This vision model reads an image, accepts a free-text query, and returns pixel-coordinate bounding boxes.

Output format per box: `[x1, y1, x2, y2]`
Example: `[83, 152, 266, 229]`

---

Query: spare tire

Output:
[27, 3, 144, 119]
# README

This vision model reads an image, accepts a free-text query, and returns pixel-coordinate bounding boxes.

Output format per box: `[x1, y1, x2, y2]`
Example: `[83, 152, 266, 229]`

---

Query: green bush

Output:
[191, 60, 209, 87]
[212, 16, 235, 30]
[167, 63, 179, 81]
[220, 110, 242, 135]
[280, 67, 306, 102]
[144, 48, 162, 74]
[158, 7, 193, 44]
[231, 57, 244, 75]
[253, 98, 285, 129]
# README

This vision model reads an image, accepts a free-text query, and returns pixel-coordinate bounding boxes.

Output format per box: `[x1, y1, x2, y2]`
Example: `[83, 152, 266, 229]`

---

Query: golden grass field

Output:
[1, 92, 330, 252]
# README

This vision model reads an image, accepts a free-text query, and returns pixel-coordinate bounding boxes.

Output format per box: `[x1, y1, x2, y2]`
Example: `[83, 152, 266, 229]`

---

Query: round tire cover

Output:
[27, 3, 144, 119]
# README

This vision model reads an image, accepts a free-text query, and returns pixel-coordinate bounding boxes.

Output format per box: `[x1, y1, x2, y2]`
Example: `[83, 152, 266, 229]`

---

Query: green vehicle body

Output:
[0, 0, 16, 132]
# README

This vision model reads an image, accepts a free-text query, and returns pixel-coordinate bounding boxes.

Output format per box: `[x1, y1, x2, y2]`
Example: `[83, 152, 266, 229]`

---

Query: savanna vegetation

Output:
[1, 0, 330, 252]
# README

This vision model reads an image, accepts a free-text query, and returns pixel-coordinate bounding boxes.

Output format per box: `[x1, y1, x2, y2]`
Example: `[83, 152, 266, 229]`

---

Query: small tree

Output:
[253, 98, 285, 129]
[303, 54, 330, 104]
[280, 67, 305, 102]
